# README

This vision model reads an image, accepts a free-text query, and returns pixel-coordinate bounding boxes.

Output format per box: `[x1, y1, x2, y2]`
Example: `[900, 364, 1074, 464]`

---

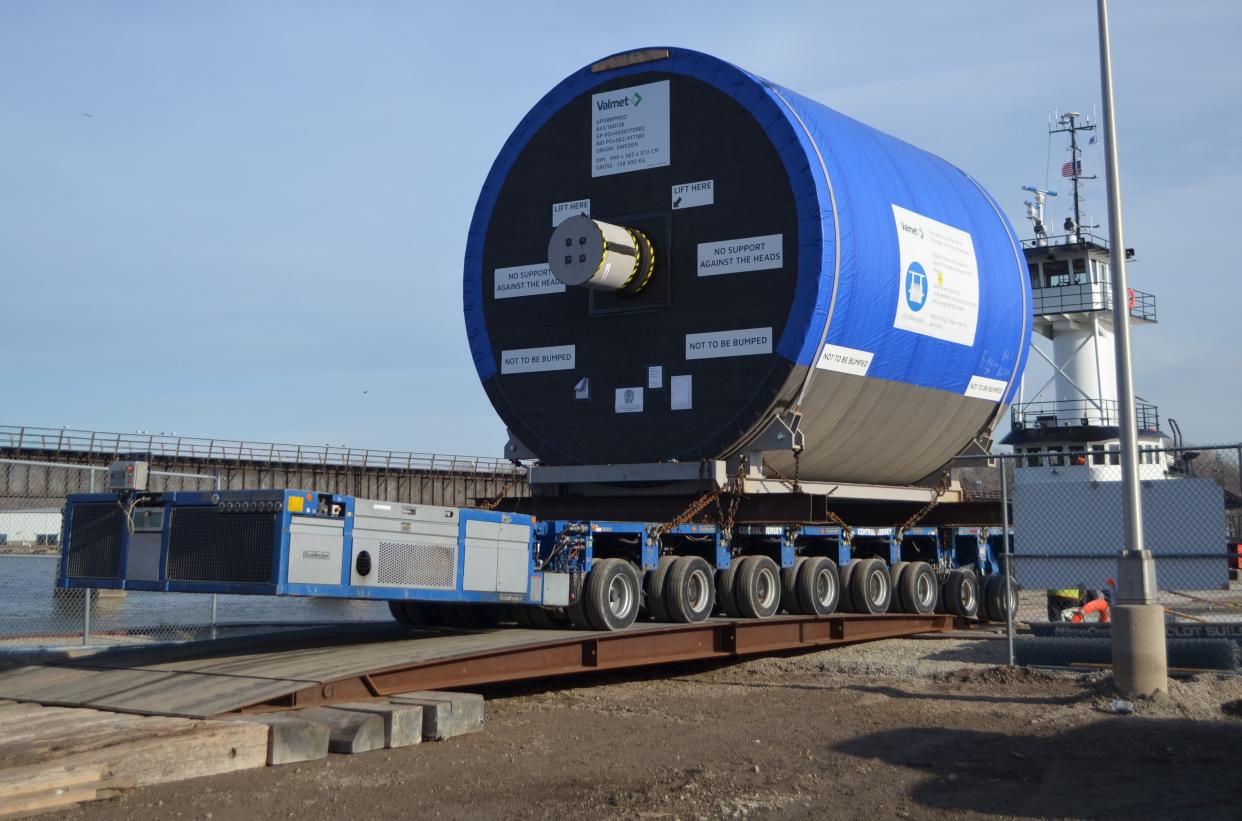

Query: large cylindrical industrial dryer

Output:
[464, 47, 1031, 485]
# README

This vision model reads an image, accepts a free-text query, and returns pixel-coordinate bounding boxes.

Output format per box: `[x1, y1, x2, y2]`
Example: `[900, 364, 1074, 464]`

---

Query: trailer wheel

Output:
[511, 605, 535, 628]
[663, 556, 716, 623]
[899, 563, 938, 614]
[838, 560, 858, 612]
[795, 556, 840, 616]
[849, 558, 893, 614]
[405, 602, 444, 626]
[441, 604, 504, 629]
[584, 559, 641, 631]
[735, 555, 781, 619]
[644, 556, 677, 622]
[387, 600, 418, 626]
[527, 606, 561, 629]
[716, 557, 744, 617]
[781, 557, 806, 614]
[944, 569, 980, 619]
[888, 561, 911, 612]
[568, 573, 592, 629]
[982, 575, 1018, 623]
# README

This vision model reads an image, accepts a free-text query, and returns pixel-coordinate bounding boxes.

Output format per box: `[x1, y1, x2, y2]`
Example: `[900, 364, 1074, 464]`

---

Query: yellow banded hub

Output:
[547, 214, 655, 294]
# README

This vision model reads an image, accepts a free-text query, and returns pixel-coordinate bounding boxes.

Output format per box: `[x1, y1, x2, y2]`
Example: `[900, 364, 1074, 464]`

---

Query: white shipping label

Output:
[647, 365, 663, 390]
[670, 375, 692, 410]
[964, 374, 1007, 402]
[592, 80, 670, 178]
[552, 198, 590, 226]
[697, 234, 783, 276]
[685, 327, 773, 360]
[891, 204, 980, 346]
[816, 343, 874, 376]
[494, 263, 566, 299]
[672, 179, 714, 209]
[615, 387, 644, 413]
[500, 344, 576, 374]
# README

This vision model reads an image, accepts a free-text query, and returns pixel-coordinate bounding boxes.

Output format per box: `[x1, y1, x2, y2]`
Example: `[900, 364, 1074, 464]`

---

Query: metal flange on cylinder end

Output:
[547, 214, 655, 294]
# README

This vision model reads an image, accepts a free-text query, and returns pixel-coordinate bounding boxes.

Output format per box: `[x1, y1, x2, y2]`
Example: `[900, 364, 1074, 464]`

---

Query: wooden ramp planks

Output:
[0, 623, 620, 718]
[0, 701, 268, 816]
[0, 615, 955, 719]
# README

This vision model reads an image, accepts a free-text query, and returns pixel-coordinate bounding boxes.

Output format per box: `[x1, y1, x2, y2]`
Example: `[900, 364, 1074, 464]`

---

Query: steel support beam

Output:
[240, 613, 956, 715]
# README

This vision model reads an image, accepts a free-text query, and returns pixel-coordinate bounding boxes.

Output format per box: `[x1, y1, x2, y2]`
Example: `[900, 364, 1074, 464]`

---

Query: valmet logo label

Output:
[595, 91, 642, 111]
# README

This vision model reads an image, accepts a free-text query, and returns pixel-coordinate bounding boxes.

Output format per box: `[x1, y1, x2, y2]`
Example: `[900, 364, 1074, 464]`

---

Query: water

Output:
[0, 555, 389, 640]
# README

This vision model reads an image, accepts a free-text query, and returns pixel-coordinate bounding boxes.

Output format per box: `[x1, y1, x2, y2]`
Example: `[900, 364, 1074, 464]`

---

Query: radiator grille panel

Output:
[66, 503, 124, 579]
[376, 541, 456, 589]
[167, 509, 276, 584]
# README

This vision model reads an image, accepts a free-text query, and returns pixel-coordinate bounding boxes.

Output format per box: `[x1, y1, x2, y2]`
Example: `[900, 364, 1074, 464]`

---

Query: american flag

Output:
[1061, 160, 1081, 177]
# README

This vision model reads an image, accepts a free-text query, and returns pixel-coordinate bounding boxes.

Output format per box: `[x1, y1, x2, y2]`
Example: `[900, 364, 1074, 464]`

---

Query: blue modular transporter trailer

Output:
[57, 486, 1017, 632]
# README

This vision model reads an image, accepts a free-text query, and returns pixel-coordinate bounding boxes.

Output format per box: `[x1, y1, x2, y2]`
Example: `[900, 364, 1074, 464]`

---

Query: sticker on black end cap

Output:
[615, 387, 644, 413]
[494, 263, 565, 299]
[501, 344, 576, 374]
[672, 179, 713, 209]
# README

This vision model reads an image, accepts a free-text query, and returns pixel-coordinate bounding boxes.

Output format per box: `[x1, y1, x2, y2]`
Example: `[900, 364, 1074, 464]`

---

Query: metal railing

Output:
[1010, 398, 1160, 432]
[0, 425, 522, 475]
[1021, 231, 1112, 249]
[1031, 282, 1156, 322]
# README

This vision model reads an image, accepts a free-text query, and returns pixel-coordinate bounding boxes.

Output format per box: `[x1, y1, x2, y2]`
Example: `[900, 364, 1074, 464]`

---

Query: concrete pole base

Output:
[1110, 603, 1168, 697]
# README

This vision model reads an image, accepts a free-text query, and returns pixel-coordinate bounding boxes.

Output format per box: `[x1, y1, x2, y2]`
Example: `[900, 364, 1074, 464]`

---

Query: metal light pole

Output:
[1097, 0, 1167, 695]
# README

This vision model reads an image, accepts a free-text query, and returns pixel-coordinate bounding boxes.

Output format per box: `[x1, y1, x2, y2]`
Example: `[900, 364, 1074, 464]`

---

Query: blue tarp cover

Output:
[464, 48, 1031, 403]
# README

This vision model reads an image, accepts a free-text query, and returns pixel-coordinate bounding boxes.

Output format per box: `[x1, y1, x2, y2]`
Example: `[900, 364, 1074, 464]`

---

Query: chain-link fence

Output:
[953, 443, 1242, 671]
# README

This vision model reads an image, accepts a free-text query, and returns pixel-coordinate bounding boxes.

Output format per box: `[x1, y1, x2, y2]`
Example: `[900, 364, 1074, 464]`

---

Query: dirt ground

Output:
[52, 635, 1242, 821]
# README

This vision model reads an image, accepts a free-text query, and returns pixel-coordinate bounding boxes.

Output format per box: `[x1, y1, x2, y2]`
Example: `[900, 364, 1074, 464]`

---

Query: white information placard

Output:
[494, 263, 566, 299]
[615, 387, 644, 413]
[672, 179, 714, 209]
[670, 375, 692, 410]
[500, 344, 576, 374]
[891, 204, 979, 346]
[592, 80, 670, 178]
[964, 374, 1007, 402]
[697, 234, 783, 276]
[552, 199, 590, 226]
[647, 365, 663, 390]
[685, 327, 773, 360]
[816, 343, 874, 376]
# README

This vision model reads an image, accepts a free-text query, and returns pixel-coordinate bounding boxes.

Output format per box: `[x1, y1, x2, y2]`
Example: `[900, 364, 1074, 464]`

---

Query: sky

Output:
[2, 1, 1240, 457]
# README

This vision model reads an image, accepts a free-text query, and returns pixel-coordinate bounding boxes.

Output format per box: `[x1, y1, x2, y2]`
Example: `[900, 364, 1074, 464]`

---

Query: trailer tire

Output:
[888, 561, 911, 612]
[899, 563, 939, 615]
[781, 557, 805, 614]
[644, 556, 677, 622]
[387, 600, 418, 626]
[795, 556, 840, 616]
[982, 575, 1018, 623]
[568, 574, 592, 629]
[839, 561, 858, 613]
[944, 569, 980, 619]
[528, 606, 561, 629]
[716, 558, 744, 617]
[511, 605, 535, 628]
[584, 559, 641, 631]
[410, 603, 445, 627]
[735, 555, 782, 619]
[442, 604, 503, 629]
[850, 558, 893, 614]
[664, 556, 717, 623]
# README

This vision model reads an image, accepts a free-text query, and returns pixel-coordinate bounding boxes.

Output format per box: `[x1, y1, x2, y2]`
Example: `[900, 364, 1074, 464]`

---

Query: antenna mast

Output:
[1050, 112, 1097, 243]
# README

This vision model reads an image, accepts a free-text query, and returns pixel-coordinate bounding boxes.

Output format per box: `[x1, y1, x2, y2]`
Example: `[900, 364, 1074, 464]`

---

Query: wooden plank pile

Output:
[0, 699, 267, 817]
[0, 691, 485, 817]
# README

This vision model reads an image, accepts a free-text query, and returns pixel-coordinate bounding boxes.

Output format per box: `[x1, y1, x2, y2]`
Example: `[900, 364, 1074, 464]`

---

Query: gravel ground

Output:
[49, 635, 1242, 820]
